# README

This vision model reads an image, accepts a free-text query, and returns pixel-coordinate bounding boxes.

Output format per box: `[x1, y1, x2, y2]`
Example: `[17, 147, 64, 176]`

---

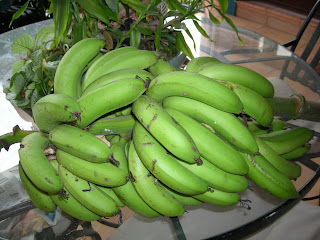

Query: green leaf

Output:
[222, 12, 244, 45]
[104, 0, 119, 16]
[164, 10, 182, 19]
[209, 11, 221, 24]
[176, 31, 194, 59]
[184, 27, 196, 50]
[30, 88, 41, 109]
[20, 63, 35, 83]
[9, 0, 30, 27]
[155, 16, 163, 51]
[11, 33, 35, 54]
[9, 73, 26, 95]
[12, 60, 27, 75]
[53, 0, 70, 46]
[130, 29, 141, 48]
[193, 20, 210, 39]
[35, 24, 55, 44]
[71, 20, 87, 44]
[30, 49, 44, 69]
[136, 26, 155, 36]
[44, 60, 60, 80]
[218, 0, 228, 14]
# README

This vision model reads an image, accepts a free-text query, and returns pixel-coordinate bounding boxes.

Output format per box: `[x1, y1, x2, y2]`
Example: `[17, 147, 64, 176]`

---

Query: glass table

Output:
[0, 18, 319, 239]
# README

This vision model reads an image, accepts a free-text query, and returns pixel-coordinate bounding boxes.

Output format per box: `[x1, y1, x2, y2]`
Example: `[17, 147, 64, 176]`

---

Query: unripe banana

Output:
[81, 49, 158, 90]
[162, 96, 259, 155]
[77, 78, 148, 129]
[133, 121, 208, 195]
[49, 124, 112, 163]
[178, 157, 249, 193]
[242, 153, 299, 199]
[56, 149, 128, 187]
[132, 95, 201, 164]
[258, 127, 314, 154]
[32, 93, 81, 132]
[148, 59, 176, 76]
[255, 136, 301, 179]
[81, 47, 138, 90]
[59, 165, 120, 217]
[216, 79, 274, 127]
[281, 144, 311, 160]
[163, 187, 203, 206]
[145, 71, 243, 114]
[185, 56, 221, 72]
[165, 108, 248, 175]
[193, 187, 241, 206]
[128, 142, 185, 216]
[111, 141, 161, 218]
[87, 115, 136, 136]
[49, 187, 101, 221]
[196, 63, 275, 98]
[19, 132, 63, 193]
[82, 68, 154, 95]
[19, 162, 56, 213]
[96, 186, 125, 207]
[247, 119, 288, 135]
[54, 38, 105, 99]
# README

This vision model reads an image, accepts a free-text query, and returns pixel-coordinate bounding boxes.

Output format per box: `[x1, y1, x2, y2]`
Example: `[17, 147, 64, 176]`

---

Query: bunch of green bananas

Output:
[17, 38, 315, 221]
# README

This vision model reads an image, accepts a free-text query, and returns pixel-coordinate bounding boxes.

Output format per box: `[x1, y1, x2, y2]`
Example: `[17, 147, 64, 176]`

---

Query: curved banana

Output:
[56, 149, 128, 187]
[255, 136, 302, 179]
[77, 77, 148, 129]
[148, 59, 176, 76]
[87, 115, 136, 136]
[193, 187, 241, 206]
[247, 119, 288, 135]
[163, 186, 203, 206]
[132, 95, 201, 164]
[128, 142, 185, 216]
[96, 186, 125, 207]
[162, 96, 259, 155]
[165, 108, 248, 175]
[196, 63, 275, 98]
[145, 71, 243, 114]
[258, 127, 314, 154]
[111, 141, 161, 218]
[216, 79, 274, 127]
[242, 153, 299, 199]
[49, 124, 112, 163]
[49, 187, 101, 221]
[82, 68, 154, 95]
[19, 132, 63, 193]
[54, 38, 105, 99]
[32, 93, 81, 132]
[81, 49, 158, 90]
[281, 144, 311, 160]
[178, 157, 249, 193]
[133, 121, 208, 195]
[185, 56, 221, 72]
[19, 162, 56, 213]
[81, 47, 138, 90]
[59, 165, 120, 217]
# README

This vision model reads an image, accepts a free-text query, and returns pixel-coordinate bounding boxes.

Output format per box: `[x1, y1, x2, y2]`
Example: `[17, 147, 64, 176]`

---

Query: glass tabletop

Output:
[0, 18, 319, 240]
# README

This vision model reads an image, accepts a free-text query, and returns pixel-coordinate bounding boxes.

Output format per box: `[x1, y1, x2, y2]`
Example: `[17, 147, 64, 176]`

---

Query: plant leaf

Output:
[155, 16, 163, 51]
[136, 26, 155, 36]
[218, 0, 229, 14]
[9, 0, 30, 27]
[53, 0, 71, 46]
[209, 11, 221, 24]
[193, 20, 210, 39]
[11, 33, 35, 54]
[35, 24, 55, 44]
[176, 31, 194, 59]
[9, 73, 26, 95]
[104, 0, 119, 16]
[12, 60, 27, 75]
[130, 29, 141, 48]
[184, 26, 196, 50]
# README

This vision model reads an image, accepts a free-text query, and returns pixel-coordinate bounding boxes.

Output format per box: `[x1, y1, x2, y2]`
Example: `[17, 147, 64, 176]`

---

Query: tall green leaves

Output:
[52, 0, 70, 46]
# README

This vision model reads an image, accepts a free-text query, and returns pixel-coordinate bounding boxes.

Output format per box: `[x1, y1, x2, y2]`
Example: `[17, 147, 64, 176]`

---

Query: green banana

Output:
[281, 144, 311, 160]
[54, 38, 105, 99]
[19, 162, 56, 213]
[49, 187, 101, 221]
[97, 186, 125, 207]
[32, 93, 81, 132]
[82, 68, 154, 95]
[77, 77, 148, 129]
[258, 127, 314, 154]
[87, 115, 136, 136]
[128, 142, 185, 216]
[193, 188, 241, 207]
[148, 59, 176, 76]
[82, 47, 138, 90]
[247, 119, 288, 135]
[165, 108, 248, 175]
[162, 96, 259, 155]
[216, 79, 274, 127]
[178, 157, 249, 193]
[196, 63, 275, 98]
[111, 141, 161, 218]
[19, 132, 63, 193]
[242, 153, 299, 199]
[56, 149, 128, 187]
[145, 71, 243, 114]
[163, 187, 203, 206]
[59, 165, 120, 217]
[81, 52, 104, 76]
[133, 121, 208, 195]
[185, 56, 221, 72]
[132, 95, 201, 164]
[81, 49, 158, 90]
[49, 124, 112, 163]
[255, 136, 302, 179]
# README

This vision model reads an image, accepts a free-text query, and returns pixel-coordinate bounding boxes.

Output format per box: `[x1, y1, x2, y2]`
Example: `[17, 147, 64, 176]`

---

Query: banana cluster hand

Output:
[17, 44, 315, 222]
